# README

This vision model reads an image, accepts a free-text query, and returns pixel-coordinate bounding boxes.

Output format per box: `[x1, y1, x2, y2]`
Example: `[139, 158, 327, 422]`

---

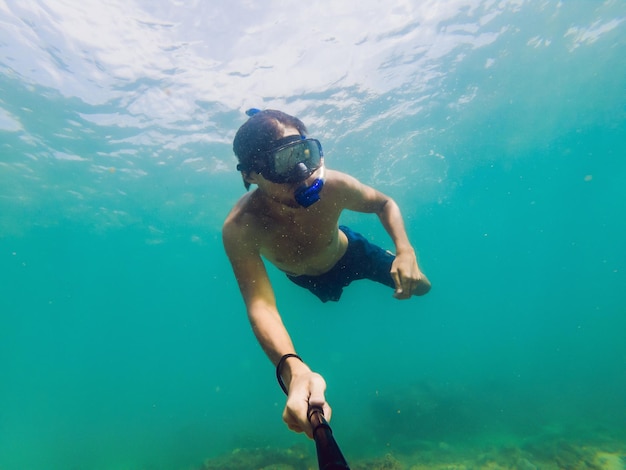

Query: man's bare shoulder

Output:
[222, 193, 262, 249]
[324, 168, 389, 214]
[324, 168, 361, 186]
[224, 192, 251, 222]
[321, 169, 363, 198]
[323, 168, 378, 203]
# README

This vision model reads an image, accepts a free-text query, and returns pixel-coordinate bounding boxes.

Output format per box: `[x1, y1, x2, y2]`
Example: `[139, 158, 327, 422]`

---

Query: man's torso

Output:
[227, 174, 349, 276]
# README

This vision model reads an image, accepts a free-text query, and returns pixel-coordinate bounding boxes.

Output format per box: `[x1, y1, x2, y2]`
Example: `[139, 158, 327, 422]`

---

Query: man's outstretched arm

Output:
[222, 221, 331, 437]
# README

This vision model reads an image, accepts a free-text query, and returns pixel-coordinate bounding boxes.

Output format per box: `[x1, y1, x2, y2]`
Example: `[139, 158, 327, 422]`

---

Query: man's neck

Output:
[253, 188, 302, 211]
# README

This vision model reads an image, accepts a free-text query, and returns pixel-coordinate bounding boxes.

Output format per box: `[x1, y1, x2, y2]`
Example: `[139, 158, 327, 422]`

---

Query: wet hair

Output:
[233, 109, 308, 190]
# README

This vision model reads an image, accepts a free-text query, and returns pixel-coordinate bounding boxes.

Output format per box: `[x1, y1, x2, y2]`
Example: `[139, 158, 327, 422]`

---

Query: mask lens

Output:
[265, 139, 323, 183]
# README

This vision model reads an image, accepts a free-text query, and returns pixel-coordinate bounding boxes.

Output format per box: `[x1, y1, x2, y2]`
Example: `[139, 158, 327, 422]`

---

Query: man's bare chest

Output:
[262, 221, 333, 257]
[257, 215, 343, 275]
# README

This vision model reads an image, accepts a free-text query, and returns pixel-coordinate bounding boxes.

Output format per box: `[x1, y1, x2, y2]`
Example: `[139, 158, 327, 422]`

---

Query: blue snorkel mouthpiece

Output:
[294, 178, 324, 208]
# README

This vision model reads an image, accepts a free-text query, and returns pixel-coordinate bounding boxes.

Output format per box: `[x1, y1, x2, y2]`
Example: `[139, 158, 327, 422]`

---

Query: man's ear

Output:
[242, 171, 259, 191]
[244, 171, 260, 183]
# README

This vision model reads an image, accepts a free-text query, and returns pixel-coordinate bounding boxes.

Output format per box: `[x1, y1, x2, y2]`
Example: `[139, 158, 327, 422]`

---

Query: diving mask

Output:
[241, 136, 324, 184]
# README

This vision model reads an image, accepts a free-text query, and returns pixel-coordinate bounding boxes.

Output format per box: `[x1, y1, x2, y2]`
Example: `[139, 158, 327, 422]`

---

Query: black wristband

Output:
[276, 353, 303, 395]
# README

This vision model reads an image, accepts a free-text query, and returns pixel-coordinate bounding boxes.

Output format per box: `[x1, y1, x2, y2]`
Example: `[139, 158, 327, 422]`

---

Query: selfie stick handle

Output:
[308, 405, 350, 470]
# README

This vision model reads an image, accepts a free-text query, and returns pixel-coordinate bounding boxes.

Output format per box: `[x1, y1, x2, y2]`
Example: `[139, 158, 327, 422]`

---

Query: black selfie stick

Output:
[308, 405, 350, 470]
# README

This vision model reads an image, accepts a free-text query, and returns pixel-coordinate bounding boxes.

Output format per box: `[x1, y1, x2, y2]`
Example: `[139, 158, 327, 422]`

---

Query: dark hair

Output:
[233, 109, 308, 190]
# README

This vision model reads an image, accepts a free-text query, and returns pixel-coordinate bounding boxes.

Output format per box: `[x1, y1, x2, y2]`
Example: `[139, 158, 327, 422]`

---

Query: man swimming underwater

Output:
[222, 109, 431, 438]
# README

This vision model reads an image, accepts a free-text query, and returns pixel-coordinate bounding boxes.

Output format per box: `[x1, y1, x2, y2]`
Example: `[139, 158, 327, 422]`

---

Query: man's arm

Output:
[222, 217, 331, 437]
[331, 170, 431, 299]
[375, 195, 431, 298]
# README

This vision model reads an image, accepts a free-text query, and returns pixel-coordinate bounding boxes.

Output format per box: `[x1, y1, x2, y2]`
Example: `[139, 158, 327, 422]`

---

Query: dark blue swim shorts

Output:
[286, 225, 396, 302]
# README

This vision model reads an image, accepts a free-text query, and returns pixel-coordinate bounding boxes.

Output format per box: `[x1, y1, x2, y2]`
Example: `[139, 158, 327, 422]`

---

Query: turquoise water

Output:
[1, 1, 625, 469]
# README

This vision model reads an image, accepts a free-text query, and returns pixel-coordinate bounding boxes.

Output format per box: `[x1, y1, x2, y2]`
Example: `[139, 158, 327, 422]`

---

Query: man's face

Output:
[247, 125, 326, 207]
